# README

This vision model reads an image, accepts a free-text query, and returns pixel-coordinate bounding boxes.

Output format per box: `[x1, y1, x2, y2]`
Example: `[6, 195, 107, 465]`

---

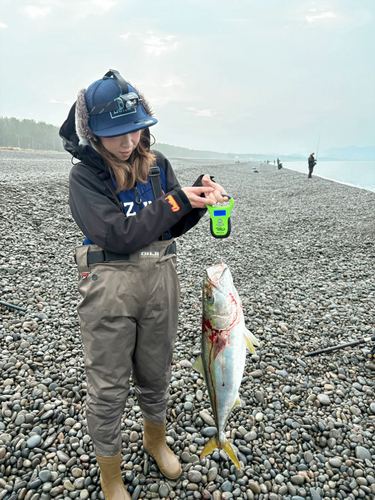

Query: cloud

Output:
[94, 0, 117, 12]
[306, 12, 337, 23]
[144, 33, 177, 56]
[0, 23, 8, 28]
[161, 77, 185, 88]
[120, 33, 130, 40]
[187, 107, 217, 118]
[25, 6, 51, 18]
[48, 99, 72, 105]
[224, 18, 248, 23]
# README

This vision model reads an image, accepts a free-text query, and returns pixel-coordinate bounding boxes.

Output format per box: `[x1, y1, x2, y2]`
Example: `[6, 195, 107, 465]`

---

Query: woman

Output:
[60, 69, 226, 500]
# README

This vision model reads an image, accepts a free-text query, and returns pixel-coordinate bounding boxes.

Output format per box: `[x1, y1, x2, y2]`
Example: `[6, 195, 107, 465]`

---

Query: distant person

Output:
[308, 153, 317, 178]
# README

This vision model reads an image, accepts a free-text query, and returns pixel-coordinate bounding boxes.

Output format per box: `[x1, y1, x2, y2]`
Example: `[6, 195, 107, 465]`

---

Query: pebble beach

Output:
[0, 149, 375, 500]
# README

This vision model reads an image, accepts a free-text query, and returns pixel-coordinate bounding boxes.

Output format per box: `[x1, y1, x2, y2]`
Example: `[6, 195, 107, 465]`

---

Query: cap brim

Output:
[94, 117, 158, 138]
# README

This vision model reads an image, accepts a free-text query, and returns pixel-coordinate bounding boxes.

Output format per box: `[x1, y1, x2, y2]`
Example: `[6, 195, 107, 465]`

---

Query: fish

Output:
[193, 263, 259, 469]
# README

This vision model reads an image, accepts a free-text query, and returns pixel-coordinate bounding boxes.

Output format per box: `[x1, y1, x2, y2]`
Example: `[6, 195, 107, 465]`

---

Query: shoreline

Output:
[283, 160, 375, 193]
[283, 166, 375, 194]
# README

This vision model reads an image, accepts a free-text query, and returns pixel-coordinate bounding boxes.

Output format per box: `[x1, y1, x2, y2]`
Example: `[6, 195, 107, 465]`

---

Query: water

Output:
[283, 160, 375, 192]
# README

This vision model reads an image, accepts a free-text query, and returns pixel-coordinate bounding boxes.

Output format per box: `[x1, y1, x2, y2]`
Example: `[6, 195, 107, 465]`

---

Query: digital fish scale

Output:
[206, 196, 234, 238]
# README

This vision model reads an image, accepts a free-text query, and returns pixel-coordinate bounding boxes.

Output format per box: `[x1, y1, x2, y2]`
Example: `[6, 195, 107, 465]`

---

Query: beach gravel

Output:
[0, 150, 375, 500]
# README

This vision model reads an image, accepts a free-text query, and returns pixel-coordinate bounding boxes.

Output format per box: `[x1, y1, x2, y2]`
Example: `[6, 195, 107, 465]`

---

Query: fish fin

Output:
[223, 439, 242, 471]
[201, 435, 242, 471]
[244, 328, 260, 353]
[200, 435, 218, 458]
[193, 355, 206, 380]
[232, 397, 241, 411]
[245, 327, 260, 346]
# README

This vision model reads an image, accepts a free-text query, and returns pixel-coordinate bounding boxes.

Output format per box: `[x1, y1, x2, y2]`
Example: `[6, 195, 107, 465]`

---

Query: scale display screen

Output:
[213, 210, 226, 216]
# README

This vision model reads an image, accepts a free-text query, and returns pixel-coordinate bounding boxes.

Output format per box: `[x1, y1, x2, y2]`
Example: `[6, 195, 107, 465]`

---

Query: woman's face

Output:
[99, 130, 141, 161]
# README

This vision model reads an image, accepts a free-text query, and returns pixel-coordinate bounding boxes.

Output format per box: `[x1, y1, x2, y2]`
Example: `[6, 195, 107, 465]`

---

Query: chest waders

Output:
[75, 168, 181, 482]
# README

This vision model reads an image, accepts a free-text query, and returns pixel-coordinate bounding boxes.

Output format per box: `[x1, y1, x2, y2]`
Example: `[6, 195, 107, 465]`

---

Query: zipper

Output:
[134, 183, 143, 210]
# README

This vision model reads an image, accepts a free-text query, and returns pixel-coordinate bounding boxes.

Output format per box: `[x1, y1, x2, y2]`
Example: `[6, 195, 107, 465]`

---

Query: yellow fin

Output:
[223, 439, 242, 471]
[193, 355, 206, 380]
[200, 435, 218, 458]
[244, 328, 260, 353]
[232, 397, 241, 412]
[200, 435, 242, 471]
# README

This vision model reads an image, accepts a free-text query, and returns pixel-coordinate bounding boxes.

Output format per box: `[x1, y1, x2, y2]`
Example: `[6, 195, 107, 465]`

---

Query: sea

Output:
[282, 160, 375, 193]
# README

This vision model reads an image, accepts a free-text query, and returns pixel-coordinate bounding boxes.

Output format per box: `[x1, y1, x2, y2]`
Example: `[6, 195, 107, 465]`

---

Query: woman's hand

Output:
[182, 186, 215, 208]
[201, 174, 228, 204]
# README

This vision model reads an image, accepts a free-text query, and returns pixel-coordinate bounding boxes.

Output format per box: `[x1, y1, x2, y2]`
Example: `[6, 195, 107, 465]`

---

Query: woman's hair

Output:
[94, 129, 156, 192]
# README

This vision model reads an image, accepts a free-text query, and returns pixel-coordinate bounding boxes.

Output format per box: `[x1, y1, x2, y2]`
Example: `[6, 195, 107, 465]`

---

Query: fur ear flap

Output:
[75, 88, 94, 141]
[132, 84, 154, 117]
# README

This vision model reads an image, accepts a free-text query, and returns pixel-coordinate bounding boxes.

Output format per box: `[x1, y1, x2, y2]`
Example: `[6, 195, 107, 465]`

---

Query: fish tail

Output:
[223, 439, 241, 471]
[200, 435, 242, 471]
[200, 435, 219, 459]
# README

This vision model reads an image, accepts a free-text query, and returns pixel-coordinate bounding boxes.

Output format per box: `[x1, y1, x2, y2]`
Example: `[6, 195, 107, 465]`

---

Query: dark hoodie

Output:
[60, 103, 207, 255]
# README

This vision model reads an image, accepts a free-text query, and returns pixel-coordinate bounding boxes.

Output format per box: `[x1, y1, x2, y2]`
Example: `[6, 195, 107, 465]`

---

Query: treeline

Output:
[0, 116, 64, 152]
[153, 142, 244, 160]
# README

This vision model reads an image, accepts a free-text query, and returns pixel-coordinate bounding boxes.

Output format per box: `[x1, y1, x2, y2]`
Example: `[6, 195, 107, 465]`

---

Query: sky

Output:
[0, 0, 374, 155]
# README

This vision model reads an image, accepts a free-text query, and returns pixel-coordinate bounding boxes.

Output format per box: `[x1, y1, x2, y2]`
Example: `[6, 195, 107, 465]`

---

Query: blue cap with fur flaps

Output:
[75, 72, 157, 141]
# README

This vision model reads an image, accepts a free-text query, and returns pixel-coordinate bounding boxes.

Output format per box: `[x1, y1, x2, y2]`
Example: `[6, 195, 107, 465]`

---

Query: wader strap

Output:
[87, 250, 130, 264]
[75, 246, 90, 273]
[149, 166, 164, 198]
[149, 166, 169, 241]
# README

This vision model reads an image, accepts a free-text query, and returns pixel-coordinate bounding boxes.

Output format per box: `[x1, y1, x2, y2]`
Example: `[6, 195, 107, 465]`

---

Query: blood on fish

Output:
[204, 320, 231, 360]
[228, 292, 241, 328]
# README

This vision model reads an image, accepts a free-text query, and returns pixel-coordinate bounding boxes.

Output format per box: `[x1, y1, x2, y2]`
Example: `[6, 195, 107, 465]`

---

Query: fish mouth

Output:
[206, 264, 228, 284]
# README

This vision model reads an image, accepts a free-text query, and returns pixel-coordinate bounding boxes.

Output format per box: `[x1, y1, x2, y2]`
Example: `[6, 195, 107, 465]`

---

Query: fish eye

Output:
[205, 288, 214, 303]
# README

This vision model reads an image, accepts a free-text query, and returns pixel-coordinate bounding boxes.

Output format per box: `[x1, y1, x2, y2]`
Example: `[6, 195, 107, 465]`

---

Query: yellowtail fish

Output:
[194, 264, 259, 469]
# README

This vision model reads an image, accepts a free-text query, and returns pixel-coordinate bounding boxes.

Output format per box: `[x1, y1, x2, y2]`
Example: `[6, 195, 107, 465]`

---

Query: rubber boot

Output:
[95, 453, 131, 500]
[143, 419, 182, 480]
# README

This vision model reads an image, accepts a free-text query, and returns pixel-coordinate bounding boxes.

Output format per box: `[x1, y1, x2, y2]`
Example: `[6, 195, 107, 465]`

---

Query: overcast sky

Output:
[0, 0, 374, 155]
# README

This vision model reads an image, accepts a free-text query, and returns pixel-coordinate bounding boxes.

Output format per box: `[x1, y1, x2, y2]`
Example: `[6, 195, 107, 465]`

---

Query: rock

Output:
[129, 431, 139, 442]
[221, 481, 233, 492]
[201, 427, 217, 437]
[15, 414, 25, 426]
[64, 480, 75, 491]
[317, 394, 330, 405]
[26, 435, 42, 448]
[56, 450, 70, 463]
[329, 457, 342, 468]
[291, 475, 305, 485]
[188, 469, 202, 483]
[248, 481, 260, 494]
[199, 411, 215, 426]
[355, 446, 372, 461]
[180, 359, 192, 368]
[39, 470, 52, 483]
[255, 391, 264, 403]
[208, 467, 218, 481]
[158, 484, 170, 498]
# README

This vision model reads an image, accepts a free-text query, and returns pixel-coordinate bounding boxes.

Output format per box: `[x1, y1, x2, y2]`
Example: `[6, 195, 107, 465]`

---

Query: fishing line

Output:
[316, 134, 320, 161]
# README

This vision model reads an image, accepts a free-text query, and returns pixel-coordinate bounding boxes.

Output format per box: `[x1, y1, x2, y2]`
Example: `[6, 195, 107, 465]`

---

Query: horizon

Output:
[1, 114, 375, 159]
